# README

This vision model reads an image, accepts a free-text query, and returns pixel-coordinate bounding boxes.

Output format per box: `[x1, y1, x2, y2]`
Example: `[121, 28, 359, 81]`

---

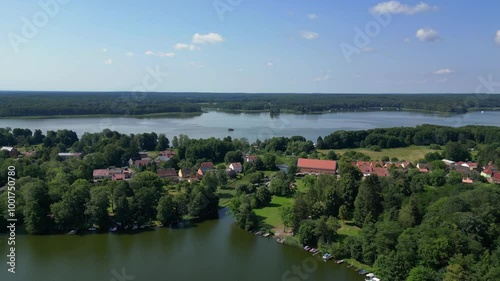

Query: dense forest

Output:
[1, 91, 500, 117]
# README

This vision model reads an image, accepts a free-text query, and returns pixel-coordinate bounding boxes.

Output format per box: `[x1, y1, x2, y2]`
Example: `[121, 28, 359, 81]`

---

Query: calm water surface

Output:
[0, 209, 363, 281]
[1, 111, 499, 142]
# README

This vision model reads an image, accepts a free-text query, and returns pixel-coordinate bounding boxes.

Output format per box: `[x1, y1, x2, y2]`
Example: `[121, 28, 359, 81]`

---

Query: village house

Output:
[138, 152, 149, 159]
[491, 173, 500, 184]
[352, 161, 389, 177]
[129, 158, 152, 169]
[58, 152, 82, 160]
[229, 162, 243, 173]
[244, 155, 258, 163]
[157, 149, 176, 162]
[297, 158, 337, 174]
[178, 169, 192, 179]
[157, 168, 179, 182]
[0, 147, 19, 158]
[197, 162, 215, 176]
[93, 167, 133, 182]
[462, 178, 474, 184]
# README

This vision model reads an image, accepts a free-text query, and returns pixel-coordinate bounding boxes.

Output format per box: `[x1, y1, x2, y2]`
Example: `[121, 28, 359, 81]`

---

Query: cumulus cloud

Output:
[300, 31, 319, 40]
[434, 68, 453, 75]
[307, 14, 318, 20]
[102, 48, 107, 52]
[416, 28, 440, 42]
[104, 59, 112, 65]
[495, 30, 500, 45]
[192, 33, 224, 44]
[174, 43, 199, 51]
[370, 1, 437, 15]
[145, 50, 175, 57]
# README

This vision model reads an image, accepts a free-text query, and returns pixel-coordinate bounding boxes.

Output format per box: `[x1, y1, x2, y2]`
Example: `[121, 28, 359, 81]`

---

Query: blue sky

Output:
[1, 0, 499, 93]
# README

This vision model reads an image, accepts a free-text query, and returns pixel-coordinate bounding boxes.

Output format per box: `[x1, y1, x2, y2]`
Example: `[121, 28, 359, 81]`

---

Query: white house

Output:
[229, 162, 243, 173]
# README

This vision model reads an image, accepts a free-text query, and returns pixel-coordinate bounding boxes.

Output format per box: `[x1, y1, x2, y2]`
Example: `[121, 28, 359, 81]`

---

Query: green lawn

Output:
[321, 146, 436, 163]
[337, 221, 361, 237]
[254, 196, 293, 231]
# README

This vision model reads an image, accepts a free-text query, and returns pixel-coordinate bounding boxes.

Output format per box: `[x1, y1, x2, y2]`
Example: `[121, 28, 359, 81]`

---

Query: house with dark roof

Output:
[178, 169, 192, 179]
[244, 155, 258, 163]
[157, 168, 179, 182]
[297, 158, 337, 174]
[197, 162, 215, 176]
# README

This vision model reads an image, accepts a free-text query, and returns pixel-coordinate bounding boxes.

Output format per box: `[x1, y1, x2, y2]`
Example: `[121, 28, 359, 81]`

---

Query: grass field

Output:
[320, 145, 436, 163]
[254, 196, 293, 231]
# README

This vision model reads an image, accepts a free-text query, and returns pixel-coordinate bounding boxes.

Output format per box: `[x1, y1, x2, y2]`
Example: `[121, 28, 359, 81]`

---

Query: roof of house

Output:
[160, 150, 176, 157]
[373, 167, 390, 177]
[419, 168, 429, 173]
[483, 169, 493, 175]
[134, 159, 151, 166]
[157, 168, 177, 178]
[462, 178, 474, 184]
[112, 174, 126, 180]
[200, 162, 214, 168]
[93, 169, 110, 177]
[244, 155, 258, 161]
[58, 152, 82, 157]
[0, 146, 15, 152]
[230, 162, 242, 168]
[493, 173, 500, 181]
[179, 169, 192, 175]
[297, 158, 337, 171]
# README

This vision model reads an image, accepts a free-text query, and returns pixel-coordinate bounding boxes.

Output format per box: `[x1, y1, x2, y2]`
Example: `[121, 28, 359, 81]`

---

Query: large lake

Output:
[0, 209, 363, 281]
[0, 111, 499, 142]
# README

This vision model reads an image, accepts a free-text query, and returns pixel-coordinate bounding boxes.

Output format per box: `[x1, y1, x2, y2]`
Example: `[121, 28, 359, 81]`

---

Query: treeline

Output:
[320, 124, 500, 154]
[2, 92, 500, 117]
[0, 92, 201, 117]
[280, 162, 500, 280]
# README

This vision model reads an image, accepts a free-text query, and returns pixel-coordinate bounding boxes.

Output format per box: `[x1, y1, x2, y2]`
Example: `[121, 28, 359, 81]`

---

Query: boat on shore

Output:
[322, 253, 333, 260]
[68, 230, 76, 235]
[336, 259, 344, 264]
[304, 246, 311, 251]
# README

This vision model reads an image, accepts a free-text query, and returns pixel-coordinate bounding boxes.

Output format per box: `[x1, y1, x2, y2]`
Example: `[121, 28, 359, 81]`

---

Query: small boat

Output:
[68, 230, 76, 235]
[336, 259, 344, 264]
[140, 225, 146, 229]
[132, 225, 138, 230]
[255, 231, 262, 236]
[263, 233, 270, 238]
[311, 249, 320, 254]
[304, 246, 311, 251]
[359, 269, 367, 275]
[309, 248, 317, 253]
[228, 128, 234, 131]
[88, 227, 97, 231]
[322, 253, 333, 260]
[109, 227, 118, 232]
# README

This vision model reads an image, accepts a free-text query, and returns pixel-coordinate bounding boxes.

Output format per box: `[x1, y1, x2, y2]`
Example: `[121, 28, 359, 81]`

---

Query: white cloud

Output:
[192, 33, 224, 44]
[102, 48, 107, 52]
[104, 59, 112, 65]
[145, 50, 175, 57]
[125, 52, 135, 57]
[300, 31, 319, 40]
[370, 1, 437, 15]
[307, 14, 318, 20]
[416, 28, 440, 42]
[495, 30, 500, 45]
[403, 38, 411, 43]
[267, 62, 273, 67]
[434, 68, 453, 75]
[174, 43, 199, 51]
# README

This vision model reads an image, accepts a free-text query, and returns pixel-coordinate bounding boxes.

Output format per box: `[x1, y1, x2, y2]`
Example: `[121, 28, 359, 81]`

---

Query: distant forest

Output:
[1, 92, 500, 117]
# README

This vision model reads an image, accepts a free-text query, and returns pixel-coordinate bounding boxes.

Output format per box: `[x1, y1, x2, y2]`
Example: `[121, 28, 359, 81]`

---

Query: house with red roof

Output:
[297, 158, 337, 174]
[197, 162, 215, 176]
[244, 155, 258, 163]
[462, 178, 474, 184]
[491, 173, 500, 184]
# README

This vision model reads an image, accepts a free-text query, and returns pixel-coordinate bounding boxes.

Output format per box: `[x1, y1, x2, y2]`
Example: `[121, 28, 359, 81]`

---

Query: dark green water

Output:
[0, 209, 364, 281]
